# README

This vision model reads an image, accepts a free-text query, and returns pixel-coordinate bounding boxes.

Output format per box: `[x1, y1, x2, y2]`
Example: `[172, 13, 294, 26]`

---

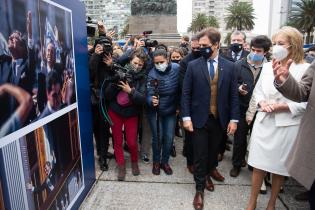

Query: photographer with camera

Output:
[147, 49, 180, 176]
[117, 35, 156, 72]
[105, 48, 148, 181]
[89, 35, 116, 172]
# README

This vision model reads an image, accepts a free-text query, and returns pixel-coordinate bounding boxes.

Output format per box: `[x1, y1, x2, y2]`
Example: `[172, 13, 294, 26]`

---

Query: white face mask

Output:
[155, 63, 168, 72]
[272, 45, 289, 61]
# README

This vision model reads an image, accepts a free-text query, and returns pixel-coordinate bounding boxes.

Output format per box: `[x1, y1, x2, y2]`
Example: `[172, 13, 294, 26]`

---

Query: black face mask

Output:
[171, 59, 181, 64]
[200, 47, 213, 59]
[230, 43, 243, 53]
[192, 50, 201, 58]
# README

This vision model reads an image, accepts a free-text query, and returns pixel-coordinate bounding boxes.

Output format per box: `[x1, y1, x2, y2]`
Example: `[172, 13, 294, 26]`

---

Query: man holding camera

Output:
[230, 35, 271, 178]
[89, 35, 115, 171]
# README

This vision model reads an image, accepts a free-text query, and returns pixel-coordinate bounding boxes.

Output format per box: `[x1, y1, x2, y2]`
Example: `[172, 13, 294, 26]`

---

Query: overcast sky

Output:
[177, 0, 269, 34]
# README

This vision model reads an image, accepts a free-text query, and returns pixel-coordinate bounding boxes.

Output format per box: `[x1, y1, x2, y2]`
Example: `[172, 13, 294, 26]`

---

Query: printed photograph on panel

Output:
[0, 0, 76, 138]
[0, 109, 83, 210]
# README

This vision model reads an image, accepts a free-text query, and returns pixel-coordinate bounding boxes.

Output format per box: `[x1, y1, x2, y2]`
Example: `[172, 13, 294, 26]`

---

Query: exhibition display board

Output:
[0, 0, 95, 209]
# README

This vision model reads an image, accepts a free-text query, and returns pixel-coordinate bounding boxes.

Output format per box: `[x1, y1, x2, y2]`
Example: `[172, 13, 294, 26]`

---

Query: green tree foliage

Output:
[188, 13, 219, 33]
[288, 0, 315, 44]
[225, 2, 255, 31]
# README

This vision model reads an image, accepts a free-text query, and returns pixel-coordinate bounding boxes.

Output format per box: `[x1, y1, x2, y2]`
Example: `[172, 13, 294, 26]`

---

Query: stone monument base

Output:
[128, 15, 180, 46]
[128, 15, 178, 34]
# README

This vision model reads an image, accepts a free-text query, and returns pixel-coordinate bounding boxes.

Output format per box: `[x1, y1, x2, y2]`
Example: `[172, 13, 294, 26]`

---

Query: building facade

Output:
[192, 0, 253, 45]
[81, 0, 131, 33]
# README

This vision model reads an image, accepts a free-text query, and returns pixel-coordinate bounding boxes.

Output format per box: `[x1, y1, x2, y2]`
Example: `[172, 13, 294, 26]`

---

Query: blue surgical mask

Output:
[249, 52, 264, 62]
[305, 54, 315, 64]
[155, 63, 168, 72]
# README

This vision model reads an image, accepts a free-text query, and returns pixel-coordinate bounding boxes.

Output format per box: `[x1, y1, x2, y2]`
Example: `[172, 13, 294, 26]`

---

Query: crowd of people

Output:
[0, 11, 76, 138]
[88, 22, 315, 210]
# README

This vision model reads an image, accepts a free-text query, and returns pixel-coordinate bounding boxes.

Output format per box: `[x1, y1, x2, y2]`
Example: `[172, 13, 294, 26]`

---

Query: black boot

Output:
[99, 157, 108, 171]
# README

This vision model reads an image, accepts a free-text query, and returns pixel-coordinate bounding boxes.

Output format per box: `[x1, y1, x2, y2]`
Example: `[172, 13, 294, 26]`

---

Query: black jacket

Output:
[235, 57, 262, 117]
[105, 67, 146, 118]
[179, 52, 200, 89]
[89, 53, 116, 105]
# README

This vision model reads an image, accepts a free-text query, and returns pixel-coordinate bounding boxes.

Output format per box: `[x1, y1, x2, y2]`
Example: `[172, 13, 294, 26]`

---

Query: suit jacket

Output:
[223, 49, 249, 63]
[0, 48, 35, 127]
[276, 61, 315, 189]
[181, 55, 239, 129]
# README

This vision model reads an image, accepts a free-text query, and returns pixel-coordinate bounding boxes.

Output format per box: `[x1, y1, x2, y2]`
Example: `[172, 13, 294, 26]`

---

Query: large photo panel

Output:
[0, 0, 76, 140]
[0, 108, 83, 210]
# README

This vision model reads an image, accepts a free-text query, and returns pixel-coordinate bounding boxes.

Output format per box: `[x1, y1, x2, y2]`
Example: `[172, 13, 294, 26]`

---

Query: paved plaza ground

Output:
[80, 137, 310, 210]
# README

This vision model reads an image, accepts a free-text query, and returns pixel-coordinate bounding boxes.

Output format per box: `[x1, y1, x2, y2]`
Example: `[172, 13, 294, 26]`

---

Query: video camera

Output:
[142, 39, 158, 48]
[94, 37, 113, 56]
[86, 17, 97, 37]
[141, 31, 158, 48]
[107, 63, 133, 85]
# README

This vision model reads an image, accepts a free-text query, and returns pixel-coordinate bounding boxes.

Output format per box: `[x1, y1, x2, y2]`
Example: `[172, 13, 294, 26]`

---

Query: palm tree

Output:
[188, 13, 219, 33]
[225, 1, 255, 31]
[208, 16, 219, 28]
[289, 0, 315, 44]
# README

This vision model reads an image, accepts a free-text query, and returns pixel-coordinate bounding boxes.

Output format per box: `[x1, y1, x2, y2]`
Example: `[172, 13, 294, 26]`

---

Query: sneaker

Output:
[131, 162, 140, 176]
[142, 154, 150, 164]
[117, 165, 126, 181]
[152, 162, 160, 175]
[161, 163, 173, 175]
[229, 167, 241, 177]
[260, 180, 267, 194]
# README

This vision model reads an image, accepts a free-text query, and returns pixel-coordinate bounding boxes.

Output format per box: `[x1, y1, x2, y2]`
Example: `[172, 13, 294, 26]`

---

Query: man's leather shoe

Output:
[187, 165, 194, 174]
[152, 162, 160, 175]
[230, 167, 241, 177]
[210, 169, 225, 182]
[193, 191, 204, 210]
[205, 175, 214, 191]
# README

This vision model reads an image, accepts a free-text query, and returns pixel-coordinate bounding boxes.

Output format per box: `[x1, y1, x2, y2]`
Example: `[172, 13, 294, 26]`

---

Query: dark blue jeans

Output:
[148, 112, 176, 164]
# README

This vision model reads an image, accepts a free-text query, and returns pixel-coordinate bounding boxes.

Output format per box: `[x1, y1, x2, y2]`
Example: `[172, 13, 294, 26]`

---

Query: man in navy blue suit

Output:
[181, 27, 239, 210]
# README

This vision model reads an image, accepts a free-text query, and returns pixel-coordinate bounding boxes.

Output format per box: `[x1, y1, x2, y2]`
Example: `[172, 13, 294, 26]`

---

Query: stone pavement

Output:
[80, 137, 310, 210]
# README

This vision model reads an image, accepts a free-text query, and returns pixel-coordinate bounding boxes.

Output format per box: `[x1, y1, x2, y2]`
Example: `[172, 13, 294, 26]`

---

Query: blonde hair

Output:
[272, 26, 304, 64]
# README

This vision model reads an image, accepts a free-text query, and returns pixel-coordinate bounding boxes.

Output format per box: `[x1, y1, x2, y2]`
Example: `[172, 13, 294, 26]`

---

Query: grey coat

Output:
[276, 62, 315, 189]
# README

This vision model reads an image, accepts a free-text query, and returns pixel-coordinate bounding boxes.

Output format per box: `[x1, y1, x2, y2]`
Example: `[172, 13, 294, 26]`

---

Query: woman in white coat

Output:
[246, 26, 310, 210]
